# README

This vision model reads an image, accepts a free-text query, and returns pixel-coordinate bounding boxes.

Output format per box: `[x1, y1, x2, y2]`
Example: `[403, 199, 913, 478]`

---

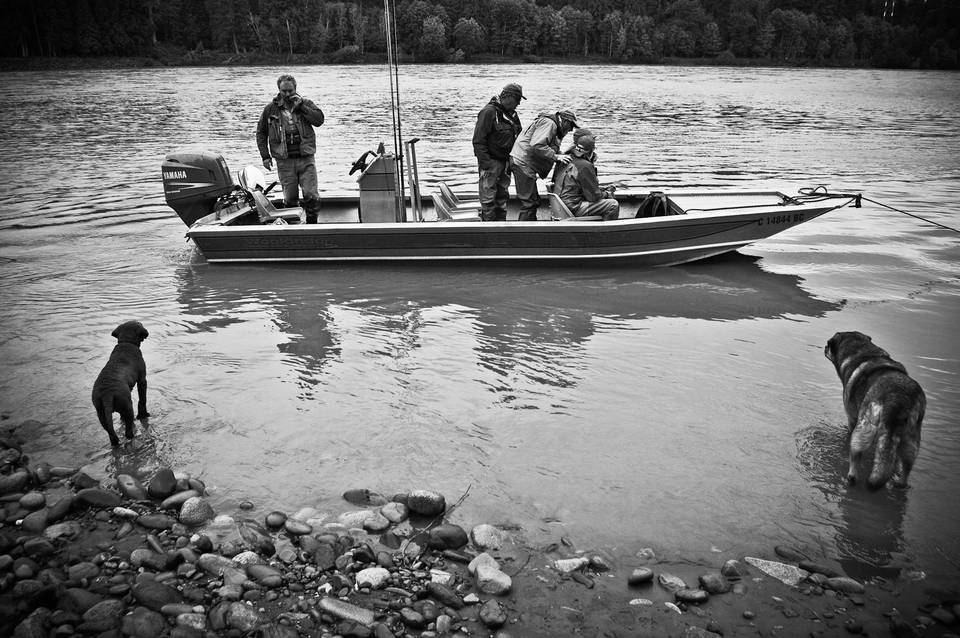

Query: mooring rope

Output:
[797, 186, 959, 234]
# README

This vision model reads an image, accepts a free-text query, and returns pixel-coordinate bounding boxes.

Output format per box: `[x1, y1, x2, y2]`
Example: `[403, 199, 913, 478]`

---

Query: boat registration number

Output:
[758, 213, 804, 226]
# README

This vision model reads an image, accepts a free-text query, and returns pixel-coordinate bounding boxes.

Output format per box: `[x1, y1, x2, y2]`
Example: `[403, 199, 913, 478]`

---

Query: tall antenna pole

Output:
[384, 0, 405, 221]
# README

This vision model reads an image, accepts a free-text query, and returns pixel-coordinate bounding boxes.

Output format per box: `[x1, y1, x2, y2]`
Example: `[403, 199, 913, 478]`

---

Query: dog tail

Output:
[867, 398, 924, 490]
[867, 430, 899, 490]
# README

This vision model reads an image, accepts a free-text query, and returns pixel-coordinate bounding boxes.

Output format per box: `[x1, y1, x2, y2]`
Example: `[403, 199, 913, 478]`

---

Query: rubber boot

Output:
[303, 198, 320, 224]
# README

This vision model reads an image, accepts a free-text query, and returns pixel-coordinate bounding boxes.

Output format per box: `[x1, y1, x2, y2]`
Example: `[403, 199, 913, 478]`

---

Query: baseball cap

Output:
[575, 134, 595, 153]
[558, 109, 579, 127]
[501, 83, 526, 100]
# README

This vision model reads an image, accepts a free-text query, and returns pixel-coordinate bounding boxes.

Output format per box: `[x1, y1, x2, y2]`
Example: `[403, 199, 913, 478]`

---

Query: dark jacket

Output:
[256, 94, 325, 160]
[472, 97, 522, 168]
[553, 154, 604, 211]
[510, 112, 563, 178]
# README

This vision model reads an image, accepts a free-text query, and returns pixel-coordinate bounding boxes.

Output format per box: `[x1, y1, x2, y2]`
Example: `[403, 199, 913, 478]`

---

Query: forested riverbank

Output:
[1, 0, 957, 71]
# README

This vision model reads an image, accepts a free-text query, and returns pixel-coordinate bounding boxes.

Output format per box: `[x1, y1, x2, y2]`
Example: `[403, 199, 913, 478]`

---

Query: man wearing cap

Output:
[551, 134, 620, 221]
[509, 108, 579, 221]
[472, 83, 525, 222]
[256, 73, 325, 223]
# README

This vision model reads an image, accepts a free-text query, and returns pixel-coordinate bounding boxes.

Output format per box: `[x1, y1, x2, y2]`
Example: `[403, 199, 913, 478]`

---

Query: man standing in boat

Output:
[551, 134, 620, 221]
[510, 109, 578, 221]
[472, 83, 525, 222]
[256, 74, 325, 223]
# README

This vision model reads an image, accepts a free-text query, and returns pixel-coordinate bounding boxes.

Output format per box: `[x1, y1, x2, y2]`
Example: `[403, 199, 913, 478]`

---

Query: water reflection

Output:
[795, 424, 911, 580]
[173, 254, 840, 390]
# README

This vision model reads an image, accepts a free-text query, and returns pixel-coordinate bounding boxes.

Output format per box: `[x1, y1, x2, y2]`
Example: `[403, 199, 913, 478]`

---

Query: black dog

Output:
[91, 321, 150, 446]
[824, 331, 925, 489]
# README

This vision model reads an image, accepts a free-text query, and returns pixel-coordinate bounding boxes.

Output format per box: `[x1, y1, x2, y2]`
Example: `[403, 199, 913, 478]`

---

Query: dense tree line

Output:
[1, 0, 957, 69]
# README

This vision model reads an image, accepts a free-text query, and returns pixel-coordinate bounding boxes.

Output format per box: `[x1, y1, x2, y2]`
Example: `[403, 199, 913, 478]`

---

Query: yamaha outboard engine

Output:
[162, 150, 234, 226]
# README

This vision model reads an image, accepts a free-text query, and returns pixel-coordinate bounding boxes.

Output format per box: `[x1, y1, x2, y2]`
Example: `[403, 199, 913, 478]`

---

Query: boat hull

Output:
[186, 202, 836, 266]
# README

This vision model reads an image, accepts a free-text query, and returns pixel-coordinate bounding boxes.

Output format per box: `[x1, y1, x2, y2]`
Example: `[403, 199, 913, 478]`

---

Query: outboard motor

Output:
[162, 150, 234, 226]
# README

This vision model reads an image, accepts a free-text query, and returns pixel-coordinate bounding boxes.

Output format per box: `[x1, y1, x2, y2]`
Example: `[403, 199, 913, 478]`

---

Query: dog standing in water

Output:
[824, 331, 925, 489]
[91, 321, 150, 446]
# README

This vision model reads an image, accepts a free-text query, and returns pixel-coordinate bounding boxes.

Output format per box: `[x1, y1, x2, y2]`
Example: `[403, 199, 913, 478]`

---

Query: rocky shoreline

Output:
[2, 423, 958, 638]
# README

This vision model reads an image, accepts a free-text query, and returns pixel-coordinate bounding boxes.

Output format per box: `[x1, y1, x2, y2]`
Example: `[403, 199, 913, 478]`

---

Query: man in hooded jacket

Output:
[509, 109, 578, 221]
[472, 83, 525, 222]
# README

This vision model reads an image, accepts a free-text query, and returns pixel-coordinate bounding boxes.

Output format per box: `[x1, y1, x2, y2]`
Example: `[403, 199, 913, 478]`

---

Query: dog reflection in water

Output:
[824, 331, 925, 490]
[91, 321, 150, 446]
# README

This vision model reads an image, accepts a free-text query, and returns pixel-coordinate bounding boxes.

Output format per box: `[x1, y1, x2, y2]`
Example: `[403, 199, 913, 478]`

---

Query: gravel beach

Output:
[2, 421, 957, 638]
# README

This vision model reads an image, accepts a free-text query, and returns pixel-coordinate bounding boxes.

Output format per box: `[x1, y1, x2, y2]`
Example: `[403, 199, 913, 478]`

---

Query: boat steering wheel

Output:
[349, 150, 374, 175]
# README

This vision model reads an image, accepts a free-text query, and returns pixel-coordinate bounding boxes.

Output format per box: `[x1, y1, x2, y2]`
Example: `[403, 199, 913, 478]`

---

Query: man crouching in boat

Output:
[472, 83, 525, 222]
[510, 109, 578, 221]
[256, 74, 325, 223]
[552, 134, 620, 221]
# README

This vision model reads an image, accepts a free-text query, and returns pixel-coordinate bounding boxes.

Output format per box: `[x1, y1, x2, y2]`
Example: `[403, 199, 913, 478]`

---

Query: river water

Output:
[0, 64, 958, 590]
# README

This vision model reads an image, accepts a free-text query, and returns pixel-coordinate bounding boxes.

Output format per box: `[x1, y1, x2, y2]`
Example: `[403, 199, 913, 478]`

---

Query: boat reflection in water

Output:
[174, 253, 840, 393]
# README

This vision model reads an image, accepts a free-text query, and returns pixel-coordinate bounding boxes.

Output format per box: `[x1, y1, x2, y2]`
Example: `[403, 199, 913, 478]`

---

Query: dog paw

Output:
[110, 438, 121, 447]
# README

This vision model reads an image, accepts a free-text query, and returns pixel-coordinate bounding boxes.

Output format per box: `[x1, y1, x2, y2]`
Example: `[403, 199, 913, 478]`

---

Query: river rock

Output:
[427, 523, 468, 550]
[45, 495, 74, 523]
[75, 487, 121, 508]
[21, 509, 48, 534]
[721, 559, 746, 579]
[476, 563, 512, 595]
[744, 556, 808, 587]
[426, 582, 464, 609]
[132, 579, 185, 611]
[176, 612, 207, 631]
[179, 496, 214, 526]
[148, 468, 177, 499]
[13, 607, 50, 638]
[0, 469, 29, 494]
[284, 518, 313, 535]
[676, 588, 710, 603]
[247, 563, 284, 588]
[19, 491, 46, 510]
[138, 513, 177, 530]
[130, 548, 157, 568]
[356, 566, 391, 589]
[699, 571, 732, 594]
[407, 490, 445, 516]
[232, 550, 261, 566]
[122, 606, 167, 638]
[334, 509, 373, 529]
[318, 597, 376, 626]
[343, 488, 388, 506]
[468, 552, 500, 575]
[554, 557, 590, 574]
[264, 511, 287, 528]
[116, 474, 148, 500]
[59, 587, 104, 614]
[80, 599, 125, 632]
[225, 601, 262, 632]
[380, 501, 408, 523]
[198, 553, 236, 575]
[363, 512, 392, 532]
[826, 576, 865, 593]
[628, 567, 655, 586]
[657, 573, 687, 593]
[479, 599, 508, 628]
[68, 561, 100, 581]
[799, 560, 845, 578]
[161, 489, 199, 510]
[467, 523, 503, 550]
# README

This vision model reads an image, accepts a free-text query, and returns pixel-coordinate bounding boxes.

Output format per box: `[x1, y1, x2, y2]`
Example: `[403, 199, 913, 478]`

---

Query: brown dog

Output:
[824, 331, 925, 489]
[91, 321, 150, 446]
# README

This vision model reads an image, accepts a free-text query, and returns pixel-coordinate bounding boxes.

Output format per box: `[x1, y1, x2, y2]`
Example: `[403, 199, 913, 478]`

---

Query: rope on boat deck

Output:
[797, 186, 960, 234]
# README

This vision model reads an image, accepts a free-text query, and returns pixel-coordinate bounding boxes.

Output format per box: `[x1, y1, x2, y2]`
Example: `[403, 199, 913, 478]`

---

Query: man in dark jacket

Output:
[552, 134, 619, 221]
[472, 83, 525, 222]
[256, 74, 325, 223]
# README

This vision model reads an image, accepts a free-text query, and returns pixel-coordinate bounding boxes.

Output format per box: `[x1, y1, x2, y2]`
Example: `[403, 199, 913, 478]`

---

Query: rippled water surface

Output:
[1, 64, 958, 589]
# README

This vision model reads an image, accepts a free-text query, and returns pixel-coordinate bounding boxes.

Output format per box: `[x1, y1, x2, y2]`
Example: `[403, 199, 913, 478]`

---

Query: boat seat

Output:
[545, 192, 604, 222]
[251, 190, 303, 224]
[433, 192, 480, 221]
[438, 182, 481, 211]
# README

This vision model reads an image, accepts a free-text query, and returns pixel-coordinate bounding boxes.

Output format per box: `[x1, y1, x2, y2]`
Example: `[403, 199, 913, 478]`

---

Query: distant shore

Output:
[0, 51, 889, 73]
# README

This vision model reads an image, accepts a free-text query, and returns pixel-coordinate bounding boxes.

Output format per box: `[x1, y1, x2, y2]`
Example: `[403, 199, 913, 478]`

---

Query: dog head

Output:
[112, 321, 149, 346]
[824, 331, 889, 367]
